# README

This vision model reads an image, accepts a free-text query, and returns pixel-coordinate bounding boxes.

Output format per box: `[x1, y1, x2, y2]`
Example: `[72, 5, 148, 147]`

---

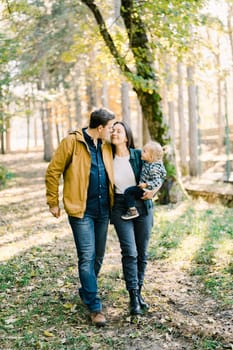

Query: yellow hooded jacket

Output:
[45, 129, 114, 218]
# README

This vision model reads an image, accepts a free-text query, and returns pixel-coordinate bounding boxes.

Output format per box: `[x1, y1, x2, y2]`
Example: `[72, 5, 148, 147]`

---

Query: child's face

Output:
[141, 145, 152, 162]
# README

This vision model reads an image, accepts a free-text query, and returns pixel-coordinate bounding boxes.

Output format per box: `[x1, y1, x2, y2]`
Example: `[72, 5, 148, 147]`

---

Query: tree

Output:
[80, 0, 205, 146]
[80, 0, 165, 144]
[187, 64, 199, 176]
[0, 31, 18, 154]
[3, 0, 85, 158]
[177, 61, 188, 176]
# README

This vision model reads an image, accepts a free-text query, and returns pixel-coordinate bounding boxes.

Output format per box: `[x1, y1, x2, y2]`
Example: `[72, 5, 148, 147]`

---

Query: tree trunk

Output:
[41, 100, 53, 162]
[5, 102, 11, 153]
[54, 105, 61, 146]
[217, 76, 224, 154]
[101, 80, 109, 108]
[33, 114, 38, 148]
[142, 117, 150, 145]
[168, 101, 175, 150]
[136, 100, 143, 147]
[177, 61, 188, 176]
[0, 90, 5, 154]
[64, 90, 72, 131]
[136, 90, 166, 145]
[121, 81, 131, 125]
[86, 49, 97, 113]
[187, 65, 199, 176]
[0, 115, 6, 154]
[71, 68, 82, 127]
[26, 101, 30, 152]
[74, 85, 82, 126]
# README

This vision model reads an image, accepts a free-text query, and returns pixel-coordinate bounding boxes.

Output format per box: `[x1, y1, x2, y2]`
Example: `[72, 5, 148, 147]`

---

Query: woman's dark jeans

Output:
[111, 195, 154, 290]
[68, 214, 109, 312]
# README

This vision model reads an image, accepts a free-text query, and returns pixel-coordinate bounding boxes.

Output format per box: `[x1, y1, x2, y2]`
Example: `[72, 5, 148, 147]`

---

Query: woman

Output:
[110, 121, 155, 315]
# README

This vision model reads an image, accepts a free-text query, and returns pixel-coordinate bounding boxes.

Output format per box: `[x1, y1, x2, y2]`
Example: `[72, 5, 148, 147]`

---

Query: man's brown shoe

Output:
[90, 312, 106, 327]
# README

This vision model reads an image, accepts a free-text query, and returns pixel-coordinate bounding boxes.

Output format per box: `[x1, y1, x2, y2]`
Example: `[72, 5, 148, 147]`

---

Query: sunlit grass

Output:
[149, 200, 233, 305]
[212, 237, 233, 269]
[168, 235, 205, 267]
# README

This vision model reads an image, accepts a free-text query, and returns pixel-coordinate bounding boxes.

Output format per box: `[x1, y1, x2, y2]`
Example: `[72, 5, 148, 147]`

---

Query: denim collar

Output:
[82, 127, 102, 147]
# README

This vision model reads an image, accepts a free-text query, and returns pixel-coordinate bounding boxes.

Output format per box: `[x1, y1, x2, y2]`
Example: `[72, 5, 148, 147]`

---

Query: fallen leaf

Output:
[43, 330, 55, 337]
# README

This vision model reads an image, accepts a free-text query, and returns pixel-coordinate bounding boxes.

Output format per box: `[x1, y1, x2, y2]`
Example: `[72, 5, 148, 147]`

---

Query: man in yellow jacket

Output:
[45, 107, 115, 326]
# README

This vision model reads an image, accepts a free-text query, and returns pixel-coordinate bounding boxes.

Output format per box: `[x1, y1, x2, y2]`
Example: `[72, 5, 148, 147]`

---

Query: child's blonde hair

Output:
[144, 141, 163, 162]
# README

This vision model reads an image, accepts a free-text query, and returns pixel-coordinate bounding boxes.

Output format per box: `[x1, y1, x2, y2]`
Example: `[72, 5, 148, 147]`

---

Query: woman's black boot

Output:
[129, 289, 142, 315]
[138, 285, 149, 310]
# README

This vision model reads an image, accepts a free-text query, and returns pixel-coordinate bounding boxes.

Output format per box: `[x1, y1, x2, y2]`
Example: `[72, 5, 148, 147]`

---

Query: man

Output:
[45, 107, 115, 326]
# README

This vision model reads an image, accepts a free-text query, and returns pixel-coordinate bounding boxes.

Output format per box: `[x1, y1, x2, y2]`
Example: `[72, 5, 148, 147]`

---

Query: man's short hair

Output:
[89, 108, 115, 128]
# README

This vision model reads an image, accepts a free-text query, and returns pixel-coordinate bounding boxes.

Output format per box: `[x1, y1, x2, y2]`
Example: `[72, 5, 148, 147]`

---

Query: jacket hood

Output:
[69, 128, 84, 142]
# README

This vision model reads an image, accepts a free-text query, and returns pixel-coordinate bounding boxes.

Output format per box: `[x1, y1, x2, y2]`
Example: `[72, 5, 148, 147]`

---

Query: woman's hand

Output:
[141, 186, 161, 200]
[141, 190, 154, 200]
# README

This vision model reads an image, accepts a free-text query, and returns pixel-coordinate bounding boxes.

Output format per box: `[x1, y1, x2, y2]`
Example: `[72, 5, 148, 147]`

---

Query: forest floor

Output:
[0, 151, 232, 350]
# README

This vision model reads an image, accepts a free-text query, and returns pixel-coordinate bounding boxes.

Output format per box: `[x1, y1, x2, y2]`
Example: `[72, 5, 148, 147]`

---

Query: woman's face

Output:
[111, 123, 128, 146]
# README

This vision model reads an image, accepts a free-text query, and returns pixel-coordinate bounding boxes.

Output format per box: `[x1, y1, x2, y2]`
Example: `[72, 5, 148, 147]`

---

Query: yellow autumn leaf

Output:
[43, 330, 55, 337]
[30, 269, 36, 277]
[63, 302, 74, 309]
[64, 282, 72, 288]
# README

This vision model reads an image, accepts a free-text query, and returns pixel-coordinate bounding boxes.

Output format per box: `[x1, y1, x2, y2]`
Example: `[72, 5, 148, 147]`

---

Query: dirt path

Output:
[0, 152, 232, 350]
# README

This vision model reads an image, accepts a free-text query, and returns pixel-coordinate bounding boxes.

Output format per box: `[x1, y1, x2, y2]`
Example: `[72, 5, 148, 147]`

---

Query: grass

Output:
[0, 200, 232, 349]
[149, 201, 233, 306]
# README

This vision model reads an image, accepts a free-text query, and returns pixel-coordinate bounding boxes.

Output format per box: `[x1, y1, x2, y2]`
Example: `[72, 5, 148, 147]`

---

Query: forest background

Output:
[0, 0, 232, 178]
[0, 0, 233, 349]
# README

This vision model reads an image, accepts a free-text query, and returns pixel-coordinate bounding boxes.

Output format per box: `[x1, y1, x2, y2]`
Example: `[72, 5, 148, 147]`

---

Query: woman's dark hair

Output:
[89, 107, 115, 128]
[113, 121, 135, 149]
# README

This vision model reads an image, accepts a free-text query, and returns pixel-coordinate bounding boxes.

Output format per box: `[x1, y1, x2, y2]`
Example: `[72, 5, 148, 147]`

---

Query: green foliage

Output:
[0, 33, 18, 67]
[0, 165, 14, 189]
[141, 0, 206, 54]
[149, 206, 195, 259]
[194, 337, 225, 350]
[3, 0, 85, 84]
[164, 160, 176, 179]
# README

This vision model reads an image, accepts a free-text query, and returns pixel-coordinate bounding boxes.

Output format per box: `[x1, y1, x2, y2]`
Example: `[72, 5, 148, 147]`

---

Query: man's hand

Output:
[49, 206, 61, 218]
[138, 182, 147, 189]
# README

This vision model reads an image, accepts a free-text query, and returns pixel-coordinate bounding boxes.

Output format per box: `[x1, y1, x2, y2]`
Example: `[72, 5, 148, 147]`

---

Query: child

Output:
[121, 141, 166, 220]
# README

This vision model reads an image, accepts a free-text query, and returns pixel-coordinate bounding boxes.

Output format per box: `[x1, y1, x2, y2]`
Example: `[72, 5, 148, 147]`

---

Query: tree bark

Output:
[177, 61, 188, 176]
[101, 80, 109, 108]
[121, 81, 131, 125]
[41, 101, 53, 162]
[187, 65, 199, 176]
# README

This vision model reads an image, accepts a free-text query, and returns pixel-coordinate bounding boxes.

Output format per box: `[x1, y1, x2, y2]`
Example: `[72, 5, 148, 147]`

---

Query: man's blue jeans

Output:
[68, 214, 109, 312]
[110, 195, 154, 290]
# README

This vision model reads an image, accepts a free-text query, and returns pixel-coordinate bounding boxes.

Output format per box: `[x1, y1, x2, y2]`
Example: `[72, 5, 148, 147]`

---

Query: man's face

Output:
[99, 120, 115, 141]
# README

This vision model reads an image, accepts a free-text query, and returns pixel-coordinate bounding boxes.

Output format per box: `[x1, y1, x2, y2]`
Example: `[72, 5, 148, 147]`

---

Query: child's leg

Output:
[124, 186, 144, 208]
[121, 186, 144, 220]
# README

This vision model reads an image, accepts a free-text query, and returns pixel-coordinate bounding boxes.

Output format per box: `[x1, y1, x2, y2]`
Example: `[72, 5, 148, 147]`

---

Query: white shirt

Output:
[113, 155, 136, 194]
